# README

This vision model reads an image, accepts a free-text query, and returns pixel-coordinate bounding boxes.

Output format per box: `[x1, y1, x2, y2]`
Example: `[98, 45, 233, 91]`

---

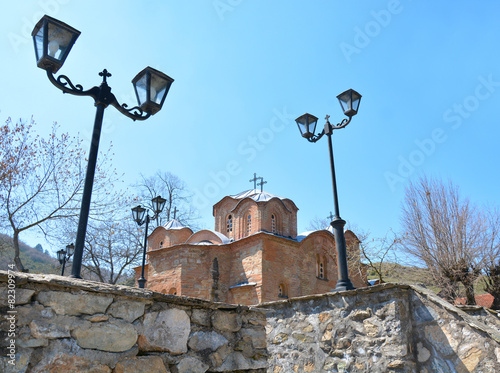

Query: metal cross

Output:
[173, 206, 178, 220]
[327, 211, 335, 221]
[99, 69, 112, 83]
[249, 173, 259, 190]
[257, 177, 267, 192]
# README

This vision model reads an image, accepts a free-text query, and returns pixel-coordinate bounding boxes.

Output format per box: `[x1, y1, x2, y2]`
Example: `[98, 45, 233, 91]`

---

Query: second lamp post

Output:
[295, 89, 362, 292]
[132, 196, 167, 289]
[56, 243, 75, 276]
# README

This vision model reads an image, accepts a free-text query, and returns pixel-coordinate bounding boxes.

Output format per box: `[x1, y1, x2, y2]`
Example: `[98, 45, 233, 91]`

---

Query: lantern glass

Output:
[66, 243, 75, 257]
[131, 205, 147, 224]
[31, 15, 80, 73]
[132, 67, 174, 115]
[151, 195, 167, 215]
[57, 249, 66, 264]
[295, 113, 318, 139]
[337, 89, 362, 117]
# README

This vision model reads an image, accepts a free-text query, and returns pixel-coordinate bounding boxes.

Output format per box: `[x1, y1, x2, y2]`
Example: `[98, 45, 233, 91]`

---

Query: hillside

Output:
[0, 233, 60, 274]
[367, 262, 488, 295]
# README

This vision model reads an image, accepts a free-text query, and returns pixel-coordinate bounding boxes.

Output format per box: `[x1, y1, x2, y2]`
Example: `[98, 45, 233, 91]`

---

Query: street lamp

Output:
[132, 195, 167, 288]
[32, 15, 174, 279]
[295, 89, 362, 291]
[56, 243, 75, 276]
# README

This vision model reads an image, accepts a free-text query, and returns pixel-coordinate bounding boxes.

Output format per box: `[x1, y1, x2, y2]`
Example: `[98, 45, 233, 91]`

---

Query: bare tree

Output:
[401, 176, 497, 305]
[0, 118, 85, 271]
[482, 206, 500, 309]
[134, 171, 198, 228]
[82, 210, 144, 284]
[354, 229, 401, 284]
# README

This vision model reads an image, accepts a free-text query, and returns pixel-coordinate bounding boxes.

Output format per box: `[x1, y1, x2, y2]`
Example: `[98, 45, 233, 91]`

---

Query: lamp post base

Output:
[137, 278, 147, 289]
[330, 217, 355, 292]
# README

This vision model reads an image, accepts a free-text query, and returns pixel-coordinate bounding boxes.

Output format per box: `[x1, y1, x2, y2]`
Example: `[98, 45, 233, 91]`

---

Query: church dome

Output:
[229, 189, 286, 203]
[163, 219, 188, 230]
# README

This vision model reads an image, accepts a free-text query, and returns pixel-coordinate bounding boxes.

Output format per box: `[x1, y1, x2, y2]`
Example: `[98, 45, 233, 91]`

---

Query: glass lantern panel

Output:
[150, 74, 170, 104]
[47, 22, 75, 61]
[151, 196, 166, 214]
[34, 28, 44, 63]
[337, 91, 351, 113]
[134, 75, 148, 106]
[132, 205, 146, 223]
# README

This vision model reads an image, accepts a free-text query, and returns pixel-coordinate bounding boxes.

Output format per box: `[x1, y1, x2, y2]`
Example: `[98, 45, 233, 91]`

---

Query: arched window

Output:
[246, 213, 252, 234]
[278, 283, 288, 298]
[169, 288, 177, 295]
[159, 241, 163, 249]
[271, 214, 277, 234]
[226, 215, 233, 234]
[317, 254, 327, 279]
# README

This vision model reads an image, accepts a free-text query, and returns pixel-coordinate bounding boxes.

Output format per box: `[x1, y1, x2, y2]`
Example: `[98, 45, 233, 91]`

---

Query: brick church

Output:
[134, 186, 366, 305]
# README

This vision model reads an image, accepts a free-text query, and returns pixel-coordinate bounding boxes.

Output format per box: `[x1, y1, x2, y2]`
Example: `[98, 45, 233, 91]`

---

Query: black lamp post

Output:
[132, 195, 167, 288]
[56, 243, 75, 276]
[31, 15, 174, 279]
[295, 89, 362, 291]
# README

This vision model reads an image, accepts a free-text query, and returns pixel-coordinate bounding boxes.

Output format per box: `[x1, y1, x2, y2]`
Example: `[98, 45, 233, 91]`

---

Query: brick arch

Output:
[185, 230, 230, 245]
[147, 226, 194, 251]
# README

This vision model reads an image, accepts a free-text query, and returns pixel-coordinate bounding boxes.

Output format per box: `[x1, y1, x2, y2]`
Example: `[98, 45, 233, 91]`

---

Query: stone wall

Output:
[0, 271, 267, 373]
[2, 271, 500, 373]
[259, 284, 500, 373]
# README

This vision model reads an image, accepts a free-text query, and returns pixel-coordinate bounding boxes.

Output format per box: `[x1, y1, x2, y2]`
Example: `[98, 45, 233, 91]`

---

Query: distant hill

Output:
[0, 233, 60, 274]
[367, 262, 488, 295]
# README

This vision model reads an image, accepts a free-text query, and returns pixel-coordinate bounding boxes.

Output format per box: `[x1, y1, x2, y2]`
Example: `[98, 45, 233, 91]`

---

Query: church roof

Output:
[229, 189, 285, 202]
[163, 219, 188, 230]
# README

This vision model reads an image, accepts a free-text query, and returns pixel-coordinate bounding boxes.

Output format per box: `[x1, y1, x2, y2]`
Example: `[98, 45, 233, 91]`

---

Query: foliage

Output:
[0, 233, 59, 274]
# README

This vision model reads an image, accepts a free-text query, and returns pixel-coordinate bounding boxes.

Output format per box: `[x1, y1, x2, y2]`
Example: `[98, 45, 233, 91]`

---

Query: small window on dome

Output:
[227, 215, 233, 234]
[159, 241, 163, 248]
[271, 214, 277, 234]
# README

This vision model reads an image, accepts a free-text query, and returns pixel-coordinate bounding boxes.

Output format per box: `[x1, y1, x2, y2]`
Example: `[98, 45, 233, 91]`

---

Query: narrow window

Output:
[246, 214, 252, 234]
[271, 214, 277, 234]
[226, 215, 233, 234]
[278, 283, 288, 298]
[159, 241, 163, 248]
[317, 254, 326, 279]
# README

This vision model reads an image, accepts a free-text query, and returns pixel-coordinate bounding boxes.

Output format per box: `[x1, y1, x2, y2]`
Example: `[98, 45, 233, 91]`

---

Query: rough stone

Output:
[73, 319, 137, 352]
[175, 356, 209, 373]
[188, 330, 228, 351]
[87, 314, 109, 322]
[140, 308, 190, 354]
[240, 327, 267, 349]
[387, 359, 405, 369]
[417, 342, 431, 363]
[350, 309, 372, 321]
[191, 308, 211, 326]
[31, 354, 112, 373]
[212, 311, 242, 332]
[41, 338, 139, 369]
[107, 299, 145, 322]
[30, 319, 71, 339]
[212, 351, 267, 372]
[114, 356, 170, 373]
[37, 291, 113, 315]
[0, 287, 35, 306]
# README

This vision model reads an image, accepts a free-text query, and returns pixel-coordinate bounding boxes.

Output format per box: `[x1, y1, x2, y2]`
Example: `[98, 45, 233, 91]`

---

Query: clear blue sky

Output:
[2, 1, 500, 251]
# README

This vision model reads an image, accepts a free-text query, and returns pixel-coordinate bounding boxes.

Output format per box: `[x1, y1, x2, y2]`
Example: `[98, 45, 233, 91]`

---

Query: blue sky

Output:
[1, 1, 500, 251]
